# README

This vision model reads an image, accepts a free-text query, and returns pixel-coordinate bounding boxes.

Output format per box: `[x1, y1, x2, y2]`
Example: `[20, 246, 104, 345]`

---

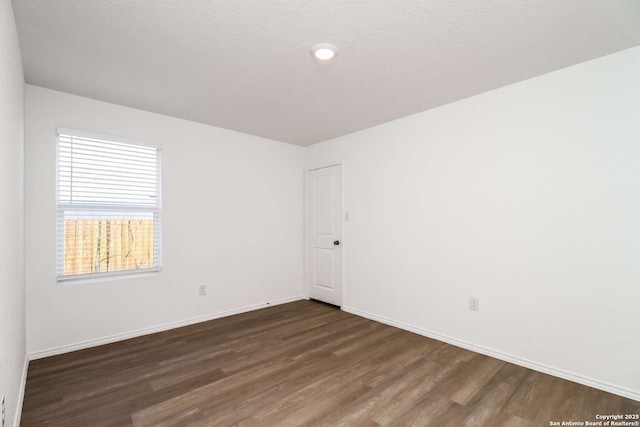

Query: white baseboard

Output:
[13, 354, 29, 427]
[29, 296, 305, 360]
[342, 305, 640, 403]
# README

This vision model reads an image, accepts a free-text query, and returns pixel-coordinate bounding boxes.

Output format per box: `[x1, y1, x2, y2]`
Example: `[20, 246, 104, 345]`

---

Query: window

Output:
[56, 128, 161, 281]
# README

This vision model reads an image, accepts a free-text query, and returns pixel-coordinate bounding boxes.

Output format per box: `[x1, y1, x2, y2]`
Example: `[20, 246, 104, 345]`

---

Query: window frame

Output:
[55, 127, 162, 282]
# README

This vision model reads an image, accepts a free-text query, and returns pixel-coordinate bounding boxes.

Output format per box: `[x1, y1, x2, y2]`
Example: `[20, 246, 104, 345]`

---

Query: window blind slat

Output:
[58, 142, 157, 159]
[59, 133, 157, 155]
[58, 156, 158, 174]
[58, 168, 158, 182]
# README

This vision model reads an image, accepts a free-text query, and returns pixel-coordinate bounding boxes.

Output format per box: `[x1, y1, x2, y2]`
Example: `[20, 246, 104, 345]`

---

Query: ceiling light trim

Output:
[311, 43, 338, 61]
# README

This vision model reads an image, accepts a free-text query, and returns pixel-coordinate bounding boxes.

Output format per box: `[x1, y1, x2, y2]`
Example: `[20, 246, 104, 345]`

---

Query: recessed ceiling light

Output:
[311, 43, 338, 61]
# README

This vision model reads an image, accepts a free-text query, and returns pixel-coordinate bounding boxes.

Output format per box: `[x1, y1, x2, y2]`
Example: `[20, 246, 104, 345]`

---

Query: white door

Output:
[307, 164, 342, 306]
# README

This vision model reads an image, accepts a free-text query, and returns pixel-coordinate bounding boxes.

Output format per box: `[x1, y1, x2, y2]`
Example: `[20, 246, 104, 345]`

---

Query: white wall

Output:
[306, 46, 640, 400]
[0, 0, 26, 425]
[25, 85, 305, 355]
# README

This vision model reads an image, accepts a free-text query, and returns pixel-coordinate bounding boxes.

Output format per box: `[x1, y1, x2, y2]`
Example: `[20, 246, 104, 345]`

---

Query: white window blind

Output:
[56, 128, 161, 281]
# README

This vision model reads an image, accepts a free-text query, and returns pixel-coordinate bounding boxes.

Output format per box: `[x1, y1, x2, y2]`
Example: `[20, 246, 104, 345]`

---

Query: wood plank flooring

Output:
[21, 300, 640, 426]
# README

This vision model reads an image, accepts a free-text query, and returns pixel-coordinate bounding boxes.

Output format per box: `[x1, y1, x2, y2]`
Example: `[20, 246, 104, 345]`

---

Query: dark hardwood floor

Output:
[21, 300, 639, 426]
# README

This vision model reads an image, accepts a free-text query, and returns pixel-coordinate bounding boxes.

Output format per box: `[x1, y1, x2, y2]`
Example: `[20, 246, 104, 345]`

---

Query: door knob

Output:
[333, 240, 340, 246]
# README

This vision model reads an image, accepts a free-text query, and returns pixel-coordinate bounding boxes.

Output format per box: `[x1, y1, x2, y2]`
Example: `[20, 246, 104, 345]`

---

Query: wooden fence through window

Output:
[63, 219, 154, 275]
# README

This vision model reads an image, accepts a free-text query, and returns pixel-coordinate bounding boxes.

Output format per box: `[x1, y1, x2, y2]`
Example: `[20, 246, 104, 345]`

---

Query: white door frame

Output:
[304, 162, 344, 307]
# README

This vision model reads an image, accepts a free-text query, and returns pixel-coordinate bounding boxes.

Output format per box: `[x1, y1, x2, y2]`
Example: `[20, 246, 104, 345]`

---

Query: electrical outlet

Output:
[469, 297, 479, 311]
[2, 394, 5, 427]
[198, 284, 207, 296]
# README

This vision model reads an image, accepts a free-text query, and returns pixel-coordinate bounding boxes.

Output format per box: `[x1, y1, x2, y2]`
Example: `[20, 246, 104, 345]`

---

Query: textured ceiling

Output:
[12, 0, 640, 146]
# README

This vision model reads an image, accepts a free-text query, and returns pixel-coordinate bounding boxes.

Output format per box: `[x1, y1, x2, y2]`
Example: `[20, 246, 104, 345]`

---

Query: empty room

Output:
[1, 0, 640, 426]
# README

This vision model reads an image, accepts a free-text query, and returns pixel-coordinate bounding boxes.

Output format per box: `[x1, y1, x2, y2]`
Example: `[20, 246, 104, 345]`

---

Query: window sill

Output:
[57, 268, 162, 286]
